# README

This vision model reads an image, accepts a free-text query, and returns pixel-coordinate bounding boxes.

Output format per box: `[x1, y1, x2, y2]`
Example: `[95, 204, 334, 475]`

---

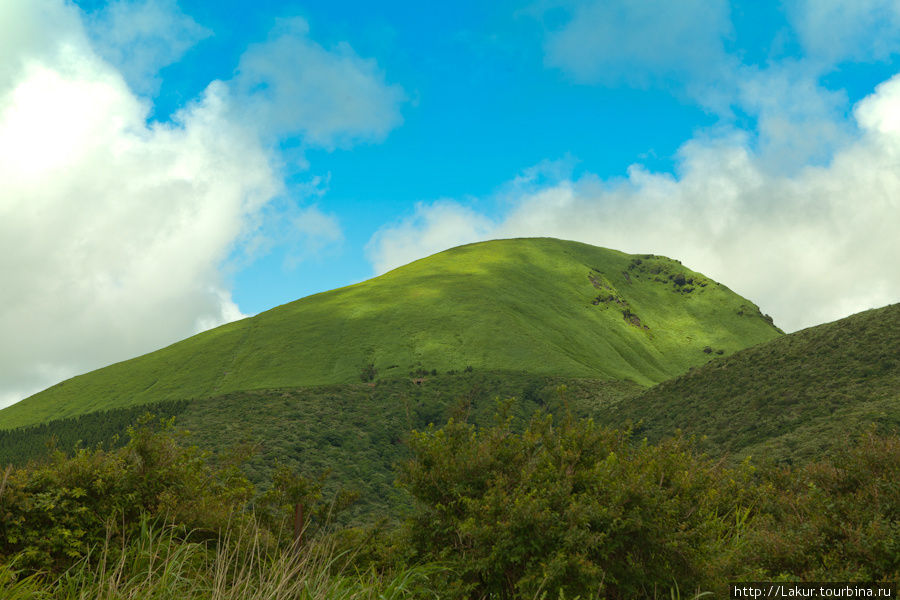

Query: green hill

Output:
[602, 302, 900, 463]
[0, 237, 781, 430]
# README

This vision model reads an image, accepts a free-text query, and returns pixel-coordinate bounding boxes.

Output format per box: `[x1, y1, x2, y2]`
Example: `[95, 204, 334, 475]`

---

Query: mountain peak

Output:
[0, 238, 782, 429]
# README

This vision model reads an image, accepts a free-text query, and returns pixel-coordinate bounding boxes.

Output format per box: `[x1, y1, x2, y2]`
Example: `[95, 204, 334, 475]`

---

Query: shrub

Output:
[0, 415, 253, 574]
[742, 428, 900, 580]
[397, 409, 758, 599]
[360, 364, 377, 382]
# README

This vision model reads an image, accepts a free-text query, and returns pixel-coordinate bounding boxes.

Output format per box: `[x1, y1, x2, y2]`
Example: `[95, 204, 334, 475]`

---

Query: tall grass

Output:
[1, 515, 434, 600]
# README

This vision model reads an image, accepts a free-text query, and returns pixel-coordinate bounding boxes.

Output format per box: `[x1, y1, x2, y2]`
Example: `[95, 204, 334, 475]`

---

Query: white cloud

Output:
[85, 0, 211, 96]
[731, 63, 853, 172]
[0, 33, 276, 408]
[537, 0, 862, 174]
[542, 0, 733, 87]
[275, 203, 345, 269]
[231, 17, 406, 149]
[292, 206, 343, 249]
[367, 75, 900, 333]
[786, 0, 900, 65]
[366, 202, 495, 274]
[0, 1, 404, 408]
[0, 0, 83, 92]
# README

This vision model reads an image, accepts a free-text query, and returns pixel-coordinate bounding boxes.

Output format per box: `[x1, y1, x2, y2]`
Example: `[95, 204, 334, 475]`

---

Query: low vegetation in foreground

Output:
[1, 407, 898, 599]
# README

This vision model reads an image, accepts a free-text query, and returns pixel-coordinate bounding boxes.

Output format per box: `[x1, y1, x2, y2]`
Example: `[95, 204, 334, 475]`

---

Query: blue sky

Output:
[3, 0, 900, 406]
[149, 0, 724, 311]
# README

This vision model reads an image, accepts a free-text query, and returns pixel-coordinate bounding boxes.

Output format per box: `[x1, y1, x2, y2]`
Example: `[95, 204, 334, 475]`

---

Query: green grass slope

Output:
[0, 237, 781, 430]
[602, 303, 900, 463]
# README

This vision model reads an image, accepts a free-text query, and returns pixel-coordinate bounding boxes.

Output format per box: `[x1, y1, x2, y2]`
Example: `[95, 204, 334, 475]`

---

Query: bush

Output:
[742, 428, 900, 580]
[360, 364, 377, 382]
[0, 415, 253, 574]
[397, 409, 758, 599]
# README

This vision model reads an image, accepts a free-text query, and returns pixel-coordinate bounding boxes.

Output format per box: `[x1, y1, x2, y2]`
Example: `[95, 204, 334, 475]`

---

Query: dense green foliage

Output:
[604, 303, 900, 463]
[0, 416, 434, 599]
[2, 372, 640, 522]
[0, 418, 401, 599]
[743, 428, 900, 580]
[393, 410, 900, 598]
[0, 238, 781, 430]
[0, 416, 253, 573]
[0, 399, 189, 466]
[396, 407, 756, 599]
[178, 372, 638, 519]
[3, 411, 900, 598]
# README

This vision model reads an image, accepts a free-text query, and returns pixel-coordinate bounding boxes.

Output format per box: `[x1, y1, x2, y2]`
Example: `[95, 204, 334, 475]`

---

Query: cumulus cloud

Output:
[0, 32, 275, 406]
[367, 76, 900, 333]
[84, 0, 211, 96]
[231, 18, 406, 149]
[0, 0, 404, 408]
[0, 1, 98, 98]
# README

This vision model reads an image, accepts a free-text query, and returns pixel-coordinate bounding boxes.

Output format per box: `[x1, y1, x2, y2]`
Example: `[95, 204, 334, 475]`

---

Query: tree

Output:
[258, 463, 358, 550]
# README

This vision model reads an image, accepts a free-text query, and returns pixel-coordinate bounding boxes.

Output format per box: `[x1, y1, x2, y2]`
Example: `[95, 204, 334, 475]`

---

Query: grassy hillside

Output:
[602, 303, 900, 463]
[0, 237, 781, 429]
